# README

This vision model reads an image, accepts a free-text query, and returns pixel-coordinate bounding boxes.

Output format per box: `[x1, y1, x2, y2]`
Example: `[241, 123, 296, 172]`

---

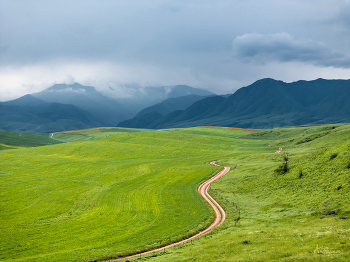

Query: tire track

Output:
[107, 161, 230, 261]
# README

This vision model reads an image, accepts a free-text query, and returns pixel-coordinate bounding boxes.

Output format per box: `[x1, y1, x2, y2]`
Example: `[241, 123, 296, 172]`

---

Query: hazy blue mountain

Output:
[31, 83, 216, 125]
[118, 94, 218, 128]
[114, 84, 215, 116]
[2, 83, 216, 132]
[134, 94, 209, 118]
[118, 78, 350, 129]
[32, 83, 126, 125]
[166, 85, 215, 98]
[0, 95, 105, 132]
[118, 96, 226, 128]
[117, 111, 164, 128]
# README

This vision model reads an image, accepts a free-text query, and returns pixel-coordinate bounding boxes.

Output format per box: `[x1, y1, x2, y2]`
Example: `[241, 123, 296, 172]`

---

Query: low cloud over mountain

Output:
[1, 1, 349, 101]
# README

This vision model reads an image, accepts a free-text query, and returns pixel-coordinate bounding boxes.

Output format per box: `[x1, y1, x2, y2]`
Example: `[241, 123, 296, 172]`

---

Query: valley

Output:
[2, 2, 349, 261]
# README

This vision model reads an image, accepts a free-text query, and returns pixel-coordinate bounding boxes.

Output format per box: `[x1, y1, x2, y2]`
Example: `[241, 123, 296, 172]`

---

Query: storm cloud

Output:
[232, 32, 350, 68]
[0, 0, 349, 101]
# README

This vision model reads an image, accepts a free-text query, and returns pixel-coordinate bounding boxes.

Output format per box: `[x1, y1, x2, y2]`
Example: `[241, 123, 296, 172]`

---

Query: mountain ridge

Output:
[118, 78, 350, 129]
[0, 95, 105, 133]
[1, 83, 215, 132]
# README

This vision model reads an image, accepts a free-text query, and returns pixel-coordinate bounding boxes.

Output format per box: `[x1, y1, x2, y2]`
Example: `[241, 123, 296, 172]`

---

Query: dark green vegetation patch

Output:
[0, 130, 62, 149]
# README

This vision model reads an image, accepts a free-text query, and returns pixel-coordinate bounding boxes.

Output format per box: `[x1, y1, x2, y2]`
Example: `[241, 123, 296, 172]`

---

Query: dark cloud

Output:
[232, 32, 350, 68]
[333, 2, 350, 31]
[0, 0, 349, 101]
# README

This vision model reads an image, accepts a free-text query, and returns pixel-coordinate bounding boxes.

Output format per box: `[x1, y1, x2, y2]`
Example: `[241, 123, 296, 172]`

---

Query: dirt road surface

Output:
[107, 161, 230, 261]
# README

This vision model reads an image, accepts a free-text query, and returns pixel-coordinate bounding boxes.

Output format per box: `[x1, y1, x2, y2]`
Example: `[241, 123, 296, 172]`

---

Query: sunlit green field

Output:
[132, 124, 350, 262]
[1, 127, 271, 261]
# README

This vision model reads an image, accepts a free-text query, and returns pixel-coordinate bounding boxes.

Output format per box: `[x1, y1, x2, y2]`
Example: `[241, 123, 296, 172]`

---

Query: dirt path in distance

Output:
[107, 161, 230, 261]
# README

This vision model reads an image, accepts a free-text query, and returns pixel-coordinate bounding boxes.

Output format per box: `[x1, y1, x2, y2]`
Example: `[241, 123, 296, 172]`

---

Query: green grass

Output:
[0, 128, 148, 149]
[51, 127, 148, 143]
[1, 124, 349, 261]
[0, 127, 267, 261]
[128, 124, 350, 262]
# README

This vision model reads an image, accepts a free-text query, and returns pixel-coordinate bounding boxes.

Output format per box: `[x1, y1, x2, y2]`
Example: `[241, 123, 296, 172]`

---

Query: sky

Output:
[0, 0, 349, 101]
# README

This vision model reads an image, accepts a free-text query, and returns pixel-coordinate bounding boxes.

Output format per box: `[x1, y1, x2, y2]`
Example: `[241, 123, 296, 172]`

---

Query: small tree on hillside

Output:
[275, 152, 290, 175]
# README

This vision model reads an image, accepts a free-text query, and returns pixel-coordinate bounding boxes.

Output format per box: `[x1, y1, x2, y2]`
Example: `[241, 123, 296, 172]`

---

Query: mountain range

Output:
[1, 78, 349, 132]
[118, 78, 350, 129]
[0, 83, 214, 132]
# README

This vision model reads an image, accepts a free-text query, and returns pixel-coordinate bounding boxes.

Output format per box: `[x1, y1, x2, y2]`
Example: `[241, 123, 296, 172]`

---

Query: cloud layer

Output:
[232, 32, 350, 68]
[0, 0, 349, 101]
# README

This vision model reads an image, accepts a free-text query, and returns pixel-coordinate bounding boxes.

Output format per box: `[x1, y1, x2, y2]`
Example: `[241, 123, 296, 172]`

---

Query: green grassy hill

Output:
[0, 128, 146, 150]
[141, 124, 350, 262]
[0, 130, 62, 149]
[1, 124, 349, 261]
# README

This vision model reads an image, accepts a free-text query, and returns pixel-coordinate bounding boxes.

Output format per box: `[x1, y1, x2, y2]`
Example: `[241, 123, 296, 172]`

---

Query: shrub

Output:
[330, 153, 338, 160]
[346, 162, 350, 169]
[275, 152, 290, 175]
[275, 163, 288, 175]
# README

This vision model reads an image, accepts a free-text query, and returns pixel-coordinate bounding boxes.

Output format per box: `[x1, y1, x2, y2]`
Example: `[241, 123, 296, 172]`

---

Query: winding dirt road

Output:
[108, 161, 230, 261]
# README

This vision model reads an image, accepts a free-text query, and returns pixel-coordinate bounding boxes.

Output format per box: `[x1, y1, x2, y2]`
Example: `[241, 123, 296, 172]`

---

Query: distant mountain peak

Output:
[252, 78, 283, 84]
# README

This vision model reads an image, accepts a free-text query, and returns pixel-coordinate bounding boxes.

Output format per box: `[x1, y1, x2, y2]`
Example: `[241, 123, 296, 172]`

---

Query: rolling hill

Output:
[118, 78, 350, 129]
[1, 124, 349, 261]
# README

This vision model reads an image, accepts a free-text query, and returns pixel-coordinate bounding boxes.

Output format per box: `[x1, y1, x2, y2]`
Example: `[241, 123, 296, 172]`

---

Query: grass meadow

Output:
[0, 127, 268, 261]
[130, 124, 350, 262]
[1, 124, 349, 261]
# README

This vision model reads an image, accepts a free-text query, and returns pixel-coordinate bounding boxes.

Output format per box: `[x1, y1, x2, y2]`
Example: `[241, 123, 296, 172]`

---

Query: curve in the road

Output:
[108, 161, 230, 261]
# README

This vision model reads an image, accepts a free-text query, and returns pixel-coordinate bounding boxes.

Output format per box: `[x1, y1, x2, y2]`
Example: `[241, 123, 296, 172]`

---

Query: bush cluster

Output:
[275, 153, 289, 175]
[329, 153, 338, 160]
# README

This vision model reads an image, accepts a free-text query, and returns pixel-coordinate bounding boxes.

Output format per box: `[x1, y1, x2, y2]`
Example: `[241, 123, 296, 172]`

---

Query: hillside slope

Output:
[118, 95, 215, 128]
[134, 94, 209, 118]
[0, 95, 105, 132]
[141, 124, 350, 262]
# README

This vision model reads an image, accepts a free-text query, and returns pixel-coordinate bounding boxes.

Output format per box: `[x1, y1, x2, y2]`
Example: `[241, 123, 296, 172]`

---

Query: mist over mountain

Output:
[32, 83, 215, 120]
[2, 78, 349, 132]
[32, 83, 127, 125]
[118, 78, 350, 129]
[118, 94, 213, 128]
[1, 83, 215, 132]
[135, 94, 211, 118]
[109, 84, 215, 116]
